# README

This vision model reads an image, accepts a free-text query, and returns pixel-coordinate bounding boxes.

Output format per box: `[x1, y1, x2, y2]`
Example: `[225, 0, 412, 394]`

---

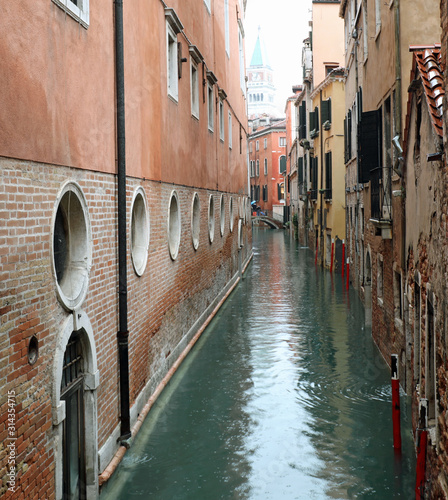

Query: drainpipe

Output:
[115, 0, 131, 442]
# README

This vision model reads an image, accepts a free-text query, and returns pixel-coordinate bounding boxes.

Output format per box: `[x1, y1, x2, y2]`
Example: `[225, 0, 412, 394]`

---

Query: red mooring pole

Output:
[391, 354, 402, 450]
[346, 258, 350, 290]
[341, 239, 345, 277]
[415, 399, 428, 499]
[330, 238, 334, 273]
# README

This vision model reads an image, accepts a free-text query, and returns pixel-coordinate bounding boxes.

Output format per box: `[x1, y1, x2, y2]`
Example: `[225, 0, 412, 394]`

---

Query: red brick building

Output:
[0, 1, 250, 498]
[249, 120, 287, 220]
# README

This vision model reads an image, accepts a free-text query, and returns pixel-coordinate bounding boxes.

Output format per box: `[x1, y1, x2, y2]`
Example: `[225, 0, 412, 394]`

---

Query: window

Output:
[191, 193, 200, 250]
[325, 152, 332, 200]
[256, 160, 260, 176]
[52, 0, 89, 28]
[262, 185, 268, 202]
[250, 161, 254, 177]
[190, 61, 199, 118]
[249, 142, 253, 153]
[229, 197, 234, 233]
[165, 10, 183, 101]
[52, 182, 92, 311]
[208, 195, 215, 243]
[228, 112, 232, 149]
[298, 101, 307, 140]
[208, 84, 214, 131]
[219, 99, 225, 141]
[168, 191, 181, 260]
[377, 255, 384, 302]
[279, 137, 286, 147]
[279, 155, 286, 174]
[130, 188, 149, 276]
[264, 138, 267, 149]
[375, 0, 381, 35]
[225, 0, 230, 56]
[394, 268, 403, 322]
[220, 195, 225, 236]
[256, 140, 259, 151]
[321, 98, 332, 127]
[264, 158, 268, 175]
[207, 71, 217, 132]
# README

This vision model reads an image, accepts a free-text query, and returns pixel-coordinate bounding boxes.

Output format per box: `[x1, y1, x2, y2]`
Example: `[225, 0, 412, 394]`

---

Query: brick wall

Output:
[0, 159, 251, 498]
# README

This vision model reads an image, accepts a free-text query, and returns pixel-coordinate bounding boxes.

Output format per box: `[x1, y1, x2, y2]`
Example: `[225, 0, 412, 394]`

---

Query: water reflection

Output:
[101, 229, 415, 499]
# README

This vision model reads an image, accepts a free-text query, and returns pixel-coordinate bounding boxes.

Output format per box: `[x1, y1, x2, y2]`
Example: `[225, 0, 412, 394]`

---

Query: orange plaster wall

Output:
[0, 0, 116, 173]
[0, 0, 248, 194]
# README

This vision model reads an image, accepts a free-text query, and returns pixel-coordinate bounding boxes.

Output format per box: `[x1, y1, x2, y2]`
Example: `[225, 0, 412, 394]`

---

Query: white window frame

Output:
[165, 9, 183, 102]
[228, 112, 233, 149]
[190, 60, 199, 119]
[219, 99, 225, 141]
[167, 24, 179, 101]
[264, 138, 267, 149]
[279, 137, 286, 147]
[256, 160, 260, 176]
[52, 0, 89, 28]
[256, 140, 259, 151]
[208, 83, 214, 132]
[375, 0, 381, 37]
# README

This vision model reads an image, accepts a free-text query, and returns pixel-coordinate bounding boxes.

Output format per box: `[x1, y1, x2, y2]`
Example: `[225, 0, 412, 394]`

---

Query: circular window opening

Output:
[238, 219, 243, 248]
[220, 194, 225, 237]
[130, 188, 149, 276]
[52, 182, 91, 311]
[191, 193, 200, 250]
[28, 336, 39, 365]
[168, 191, 181, 260]
[229, 197, 234, 233]
[208, 195, 215, 243]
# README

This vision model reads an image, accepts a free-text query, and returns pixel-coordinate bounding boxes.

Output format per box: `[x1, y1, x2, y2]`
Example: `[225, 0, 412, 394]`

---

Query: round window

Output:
[191, 193, 200, 250]
[168, 191, 181, 260]
[208, 195, 215, 243]
[220, 194, 225, 236]
[52, 182, 92, 311]
[229, 197, 234, 233]
[130, 188, 149, 276]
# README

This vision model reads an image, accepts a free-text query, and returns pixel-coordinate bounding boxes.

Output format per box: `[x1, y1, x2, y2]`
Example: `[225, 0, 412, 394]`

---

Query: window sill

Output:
[168, 93, 179, 104]
[52, 0, 89, 28]
[375, 26, 381, 41]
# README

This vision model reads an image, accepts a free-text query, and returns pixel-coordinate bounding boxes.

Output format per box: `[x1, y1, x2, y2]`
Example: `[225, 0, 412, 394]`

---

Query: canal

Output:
[101, 229, 416, 499]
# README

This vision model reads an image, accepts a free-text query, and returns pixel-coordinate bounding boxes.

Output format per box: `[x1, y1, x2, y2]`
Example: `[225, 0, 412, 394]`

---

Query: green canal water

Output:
[101, 229, 416, 499]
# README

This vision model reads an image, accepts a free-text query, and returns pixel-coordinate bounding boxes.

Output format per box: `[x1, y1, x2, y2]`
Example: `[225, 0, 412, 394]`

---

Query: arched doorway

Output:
[53, 312, 99, 500]
[61, 330, 86, 500]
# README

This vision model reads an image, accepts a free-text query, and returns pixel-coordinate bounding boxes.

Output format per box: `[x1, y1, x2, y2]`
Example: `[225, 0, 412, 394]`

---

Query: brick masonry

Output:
[0, 158, 252, 498]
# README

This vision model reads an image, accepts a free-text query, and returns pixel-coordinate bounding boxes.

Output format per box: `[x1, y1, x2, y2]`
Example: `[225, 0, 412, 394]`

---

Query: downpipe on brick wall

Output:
[115, 0, 131, 443]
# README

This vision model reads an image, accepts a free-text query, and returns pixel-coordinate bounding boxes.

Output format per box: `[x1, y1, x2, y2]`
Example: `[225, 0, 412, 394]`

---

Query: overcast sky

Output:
[245, 0, 312, 114]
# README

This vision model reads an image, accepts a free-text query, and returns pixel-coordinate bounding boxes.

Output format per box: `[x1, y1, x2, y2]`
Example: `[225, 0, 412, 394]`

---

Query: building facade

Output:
[249, 122, 287, 220]
[340, 0, 446, 496]
[0, 1, 250, 498]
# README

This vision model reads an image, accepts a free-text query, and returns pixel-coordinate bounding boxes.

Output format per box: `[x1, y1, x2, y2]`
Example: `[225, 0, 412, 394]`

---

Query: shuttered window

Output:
[325, 152, 332, 200]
